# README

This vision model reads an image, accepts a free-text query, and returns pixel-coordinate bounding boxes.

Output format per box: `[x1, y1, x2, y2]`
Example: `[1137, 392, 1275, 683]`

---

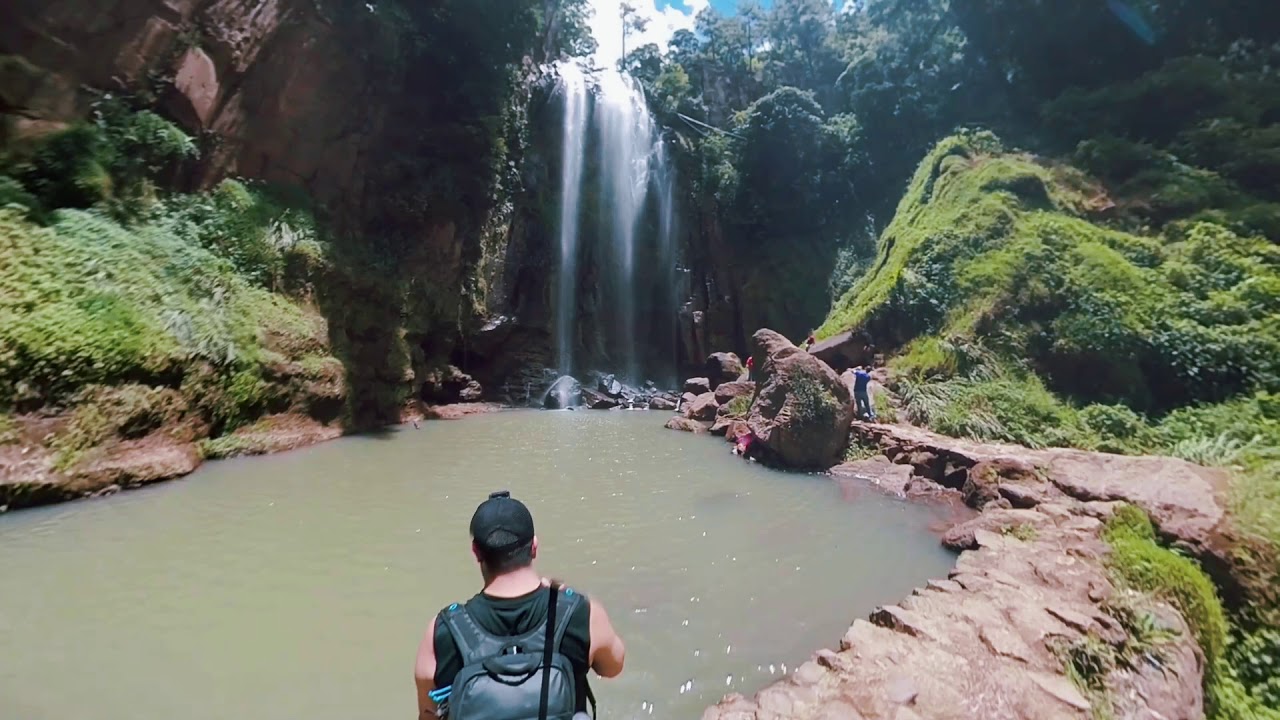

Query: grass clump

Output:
[721, 395, 752, 419]
[1103, 505, 1279, 720]
[789, 370, 839, 427]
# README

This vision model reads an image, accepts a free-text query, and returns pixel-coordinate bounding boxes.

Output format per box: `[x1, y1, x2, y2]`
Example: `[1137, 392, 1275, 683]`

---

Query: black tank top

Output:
[433, 587, 593, 712]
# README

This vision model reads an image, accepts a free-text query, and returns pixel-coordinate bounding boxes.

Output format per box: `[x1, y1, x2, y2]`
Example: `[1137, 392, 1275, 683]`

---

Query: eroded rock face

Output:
[420, 365, 483, 405]
[705, 352, 744, 388]
[1, 0, 386, 214]
[745, 329, 855, 469]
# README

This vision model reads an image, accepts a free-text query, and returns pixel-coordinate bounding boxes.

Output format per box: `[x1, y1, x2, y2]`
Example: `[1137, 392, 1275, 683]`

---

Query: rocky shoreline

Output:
[655, 329, 1239, 719]
[0, 401, 505, 512]
[699, 422, 1226, 719]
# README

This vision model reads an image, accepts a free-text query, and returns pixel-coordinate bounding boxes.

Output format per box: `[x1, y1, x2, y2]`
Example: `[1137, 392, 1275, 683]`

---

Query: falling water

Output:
[555, 63, 589, 377]
[552, 64, 675, 391]
[597, 69, 660, 382]
[654, 141, 679, 388]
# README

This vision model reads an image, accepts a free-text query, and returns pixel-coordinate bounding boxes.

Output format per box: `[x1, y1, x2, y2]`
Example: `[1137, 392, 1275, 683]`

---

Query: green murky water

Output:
[0, 410, 955, 719]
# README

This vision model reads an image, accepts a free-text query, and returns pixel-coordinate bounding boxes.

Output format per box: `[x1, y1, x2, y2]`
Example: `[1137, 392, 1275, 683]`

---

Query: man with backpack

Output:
[414, 490, 626, 719]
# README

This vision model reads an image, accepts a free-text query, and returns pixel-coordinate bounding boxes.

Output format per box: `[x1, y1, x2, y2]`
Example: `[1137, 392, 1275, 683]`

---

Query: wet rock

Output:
[597, 374, 624, 398]
[649, 395, 677, 411]
[542, 376, 581, 409]
[421, 365, 483, 404]
[743, 329, 855, 469]
[832, 458, 913, 496]
[713, 380, 755, 405]
[687, 392, 720, 421]
[665, 417, 711, 434]
[705, 352, 744, 388]
[684, 377, 712, 395]
[581, 388, 619, 410]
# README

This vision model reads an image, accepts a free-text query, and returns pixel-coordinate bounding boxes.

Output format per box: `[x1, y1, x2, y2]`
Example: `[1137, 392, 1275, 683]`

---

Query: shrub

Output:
[1078, 404, 1154, 454]
[789, 370, 838, 427]
[1102, 506, 1280, 719]
[721, 395, 751, 419]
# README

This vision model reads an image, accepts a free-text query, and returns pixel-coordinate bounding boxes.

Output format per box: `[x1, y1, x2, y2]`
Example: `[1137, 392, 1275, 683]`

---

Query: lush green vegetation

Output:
[1104, 506, 1280, 719]
[0, 97, 353, 467]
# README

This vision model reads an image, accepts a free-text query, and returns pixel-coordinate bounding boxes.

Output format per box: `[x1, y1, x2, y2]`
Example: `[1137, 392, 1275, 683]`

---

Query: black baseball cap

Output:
[470, 490, 535, 552]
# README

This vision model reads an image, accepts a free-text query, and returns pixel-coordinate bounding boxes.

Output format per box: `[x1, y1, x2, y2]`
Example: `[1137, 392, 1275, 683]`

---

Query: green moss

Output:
[0, 413, 18, 445]
[1101, 506, 1280, 719]
[721, 395, 752, 419]
[789, 370, 839, 427]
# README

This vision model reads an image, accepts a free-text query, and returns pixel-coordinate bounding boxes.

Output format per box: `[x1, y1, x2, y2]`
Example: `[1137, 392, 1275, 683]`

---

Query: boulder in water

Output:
[686, 392, 720, 421]
[745, 329, 855, 469]
[665, 416, 712, 434]
[705, 352, 745, 389]
[683, 377, 712, 395]
[543, 375, 582, 409]
[649, 395, 677, 411]
[581, 387, 620, 410]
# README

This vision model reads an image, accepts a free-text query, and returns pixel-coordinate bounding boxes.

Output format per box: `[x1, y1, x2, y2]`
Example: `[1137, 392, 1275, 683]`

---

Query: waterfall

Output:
[551, 64, 676, 389]
[654, 141, 678, 388]
[596, 69, 659, 382]
[554, 63, 589, 377]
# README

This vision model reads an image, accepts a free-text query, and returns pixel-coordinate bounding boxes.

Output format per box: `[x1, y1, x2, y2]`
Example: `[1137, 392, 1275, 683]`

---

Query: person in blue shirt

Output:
[852, 365, 876, 421]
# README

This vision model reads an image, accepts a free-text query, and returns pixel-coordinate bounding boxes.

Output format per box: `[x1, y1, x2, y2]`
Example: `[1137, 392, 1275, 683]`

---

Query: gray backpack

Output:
[438, 586, 586, 720]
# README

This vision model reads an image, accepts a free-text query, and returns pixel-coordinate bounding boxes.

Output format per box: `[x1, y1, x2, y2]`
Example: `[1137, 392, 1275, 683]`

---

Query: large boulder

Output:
[705, 352, 744, 389]
[683, 377, 712, 395]
[597, 374, 624, 398]
[745, 329, 856, 469]
[542, 375, 581, 409]
[648, 395, 677, 411]
[714, 380, 755, 405]
[581, 387, 619, 410]
[686, 392, 720, 421]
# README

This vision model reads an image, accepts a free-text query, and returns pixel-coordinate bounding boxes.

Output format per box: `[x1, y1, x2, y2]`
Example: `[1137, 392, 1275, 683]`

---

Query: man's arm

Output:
[587, 596, 626, 678]
[414, 617, 440, 718]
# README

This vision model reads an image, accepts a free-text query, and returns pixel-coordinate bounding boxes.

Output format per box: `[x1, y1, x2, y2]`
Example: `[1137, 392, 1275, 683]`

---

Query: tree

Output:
[620, 3, 650, 62]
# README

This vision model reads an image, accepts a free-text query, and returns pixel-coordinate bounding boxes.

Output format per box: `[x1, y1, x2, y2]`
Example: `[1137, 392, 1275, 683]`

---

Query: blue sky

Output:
[657, 0, 769, 11]
[588, 0, 842, 67]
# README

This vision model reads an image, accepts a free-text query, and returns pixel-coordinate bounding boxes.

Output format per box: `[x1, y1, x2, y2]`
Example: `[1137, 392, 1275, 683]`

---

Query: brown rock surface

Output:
[744, 329, 856, 469]
[713, 380, 755, 405]
[703, 501, 1204, 720]
[705, 352, 745, 388]
[686, 392, 720, 421]
[704, 420, 1223, 720]
[684, 377, 713, 395]
[665, 416, 712, 434]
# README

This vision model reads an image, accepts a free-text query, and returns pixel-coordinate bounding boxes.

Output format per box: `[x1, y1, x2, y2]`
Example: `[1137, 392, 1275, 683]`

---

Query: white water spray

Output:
[555, 63, 589, 377]
[597, 69, 660, 381]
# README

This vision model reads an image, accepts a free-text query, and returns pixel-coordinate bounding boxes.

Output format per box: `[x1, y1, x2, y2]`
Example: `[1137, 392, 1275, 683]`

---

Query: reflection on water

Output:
[0, 410, 955, 720]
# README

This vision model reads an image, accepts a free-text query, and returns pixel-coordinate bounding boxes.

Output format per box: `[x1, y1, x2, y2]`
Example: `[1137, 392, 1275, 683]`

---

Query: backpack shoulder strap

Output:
[551, 588, 584, 651]
[439, 602, 489, 665]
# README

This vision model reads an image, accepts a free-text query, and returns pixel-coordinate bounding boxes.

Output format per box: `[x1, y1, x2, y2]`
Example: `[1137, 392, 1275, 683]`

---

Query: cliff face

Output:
[1, 0, 382, 218]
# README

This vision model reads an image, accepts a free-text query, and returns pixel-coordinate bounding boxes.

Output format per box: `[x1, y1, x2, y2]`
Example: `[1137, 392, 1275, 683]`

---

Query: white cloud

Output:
[587, 0, 710, 68]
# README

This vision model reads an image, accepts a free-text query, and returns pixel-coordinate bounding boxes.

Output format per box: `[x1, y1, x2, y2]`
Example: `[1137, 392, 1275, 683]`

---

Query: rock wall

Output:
[1, 0, 383, 220]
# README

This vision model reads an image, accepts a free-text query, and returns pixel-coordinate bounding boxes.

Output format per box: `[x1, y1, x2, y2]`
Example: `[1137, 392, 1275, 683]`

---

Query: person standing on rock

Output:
[853, 365, 876, 422]
[414, 491, 626, 719]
